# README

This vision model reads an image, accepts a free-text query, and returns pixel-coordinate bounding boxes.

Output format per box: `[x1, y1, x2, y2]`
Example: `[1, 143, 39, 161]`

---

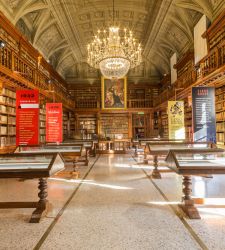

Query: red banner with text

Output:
[16, 90, 39, 146]
[46, 103, 62, 143]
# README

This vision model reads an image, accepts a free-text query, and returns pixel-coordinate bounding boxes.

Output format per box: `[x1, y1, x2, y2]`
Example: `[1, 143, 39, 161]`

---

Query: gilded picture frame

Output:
[101, 77, 127, 110]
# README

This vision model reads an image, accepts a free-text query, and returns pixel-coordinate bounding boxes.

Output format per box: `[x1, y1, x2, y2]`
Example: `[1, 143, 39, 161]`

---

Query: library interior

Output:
[0, 0, 225, 249]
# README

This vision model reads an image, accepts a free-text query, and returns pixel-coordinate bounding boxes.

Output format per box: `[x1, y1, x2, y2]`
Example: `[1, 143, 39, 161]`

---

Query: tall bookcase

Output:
[39, 104, 46, 144]
[132, 114, 145, 138]
[78, 115, 97, 139]
[184, 99, 192, 141]
[100, 113, 128, 139]
[0, 87, 16, 152]
[215, 85, 225, 145]
[69, 112, 75, 138]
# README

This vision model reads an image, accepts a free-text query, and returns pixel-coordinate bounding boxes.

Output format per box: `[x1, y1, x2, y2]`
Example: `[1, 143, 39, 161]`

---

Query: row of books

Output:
[0, 96, 16, 106]
[216, 122, 225, 131]
[0, 136, 16, 147]
[0, 105, 16, 113]
[216, 112, 225, 120]
[216, 132, 225, 143]
[2, 88, 16, 98]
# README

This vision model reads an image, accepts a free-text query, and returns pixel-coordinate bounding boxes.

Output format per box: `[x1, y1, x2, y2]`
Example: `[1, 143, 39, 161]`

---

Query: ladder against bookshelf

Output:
[0, 87, 16, 153]
[78, 115, 97, 139]
[100, 113, 128, 139]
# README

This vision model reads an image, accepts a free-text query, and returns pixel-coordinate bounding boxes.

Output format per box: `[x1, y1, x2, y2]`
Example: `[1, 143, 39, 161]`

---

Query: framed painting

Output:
[101, 77, 127, 110]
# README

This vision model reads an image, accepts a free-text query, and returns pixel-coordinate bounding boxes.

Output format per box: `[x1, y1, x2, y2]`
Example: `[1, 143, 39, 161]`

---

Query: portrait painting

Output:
[101, 77, 127, 110]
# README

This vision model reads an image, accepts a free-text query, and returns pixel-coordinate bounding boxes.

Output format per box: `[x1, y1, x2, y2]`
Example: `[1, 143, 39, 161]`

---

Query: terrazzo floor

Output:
[1, 154, 225, 249]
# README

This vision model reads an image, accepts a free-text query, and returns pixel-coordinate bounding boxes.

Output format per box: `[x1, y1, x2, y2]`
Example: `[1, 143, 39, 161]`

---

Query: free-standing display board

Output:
[46, 103, 62, 143]
[16, 90, 39, 146]
[192, 87, 216, 143]
[168, 101, 185, 140]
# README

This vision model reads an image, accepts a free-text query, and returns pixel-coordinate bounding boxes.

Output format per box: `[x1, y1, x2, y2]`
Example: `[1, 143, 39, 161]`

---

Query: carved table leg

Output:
[30, 178, 48, 223]
[143, 147, 148, 164]
[134, 145, 138, 157]
[85, 149, 89, 166]
[71, 157, 79, 178]
[179, 175, 201, 219]
[151, 155, 161, 179]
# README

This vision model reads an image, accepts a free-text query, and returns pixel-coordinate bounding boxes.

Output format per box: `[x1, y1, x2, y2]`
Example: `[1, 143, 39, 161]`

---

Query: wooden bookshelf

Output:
[0, 87, 16, 152]
[132, 114, 145, 138]
[78, 115, 97, 139]
[184, 98, 192, 141]
[69, 112, 75, 138]
[99, 113, 129, 139]
[215, 85, 225, 145]
[39, 104, 46, 144]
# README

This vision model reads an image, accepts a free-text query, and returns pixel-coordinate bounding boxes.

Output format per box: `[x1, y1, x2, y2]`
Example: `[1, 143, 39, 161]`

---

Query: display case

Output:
[165, 149, 225, 219]
[0, 153, 64, 223]
[146, 141, 215, 179]
[15, 144, 86, 168]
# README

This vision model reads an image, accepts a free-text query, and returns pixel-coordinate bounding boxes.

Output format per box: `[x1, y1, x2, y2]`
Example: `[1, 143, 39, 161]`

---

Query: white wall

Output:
[170, 53, 177, 84]
[194, 15, 208, 64]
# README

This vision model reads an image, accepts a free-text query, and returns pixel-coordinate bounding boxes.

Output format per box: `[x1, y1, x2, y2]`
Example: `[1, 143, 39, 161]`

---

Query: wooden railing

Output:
[74, 98, 154, 109]
[128, 99, 153, 108]
[75, 99, 99, 109]
[155, 39, 225, 107]
[0, 11, 74, 110]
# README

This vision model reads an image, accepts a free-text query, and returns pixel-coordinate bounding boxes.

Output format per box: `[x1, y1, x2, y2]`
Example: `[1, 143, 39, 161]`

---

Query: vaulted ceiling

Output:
[0, 0, 224, 85]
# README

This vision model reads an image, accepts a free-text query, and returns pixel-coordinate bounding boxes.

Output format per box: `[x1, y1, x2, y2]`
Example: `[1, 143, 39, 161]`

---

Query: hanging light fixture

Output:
[87, 0, 142, 79]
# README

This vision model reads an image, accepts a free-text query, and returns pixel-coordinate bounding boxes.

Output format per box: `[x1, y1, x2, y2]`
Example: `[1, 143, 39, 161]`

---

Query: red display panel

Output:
[16, 90, 39, 146]
[46, 103, 62, 143]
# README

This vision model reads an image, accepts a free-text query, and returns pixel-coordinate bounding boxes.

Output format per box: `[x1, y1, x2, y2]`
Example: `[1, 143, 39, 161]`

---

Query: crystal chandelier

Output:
[87, 2, 142, 79]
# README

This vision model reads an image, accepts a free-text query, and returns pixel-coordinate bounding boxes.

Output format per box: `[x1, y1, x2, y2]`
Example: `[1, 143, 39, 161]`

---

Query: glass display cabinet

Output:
[147, 141, 215, 179]
[137, 138, 184, 159]
[0, 153, 64, 223]
[165, 148, 225, 219]
[98, 139, 131, 153]
[53, 139, 98, 157]
[15, 144, 85, 171]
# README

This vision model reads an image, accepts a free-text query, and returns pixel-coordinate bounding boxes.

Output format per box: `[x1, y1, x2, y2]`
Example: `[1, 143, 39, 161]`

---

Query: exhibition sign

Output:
[16, 90, 39, 146]
[192, 87, 216, 143]
[168, 101, 185, 139]
[46, 103, 62, 143]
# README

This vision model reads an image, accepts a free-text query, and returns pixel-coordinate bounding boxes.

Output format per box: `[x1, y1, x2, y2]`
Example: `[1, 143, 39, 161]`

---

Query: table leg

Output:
[85, 149, 89, 166]
[143, 147, 148, 164]
[93, 145, 96, 157]
[179, 175, 200, 219]
[152, 156, 161, 179]
[30, 178, 48, 223]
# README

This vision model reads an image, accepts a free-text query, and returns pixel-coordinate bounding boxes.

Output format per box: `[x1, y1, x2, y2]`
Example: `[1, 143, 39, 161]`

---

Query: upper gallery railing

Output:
[0, 11, 74, 109]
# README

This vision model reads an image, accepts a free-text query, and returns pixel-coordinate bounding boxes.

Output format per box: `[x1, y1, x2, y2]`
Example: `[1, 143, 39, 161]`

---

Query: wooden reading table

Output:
[165, 148, 225, 219]
[146, 141, 215, 179]
[0, 153, 64, 223]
